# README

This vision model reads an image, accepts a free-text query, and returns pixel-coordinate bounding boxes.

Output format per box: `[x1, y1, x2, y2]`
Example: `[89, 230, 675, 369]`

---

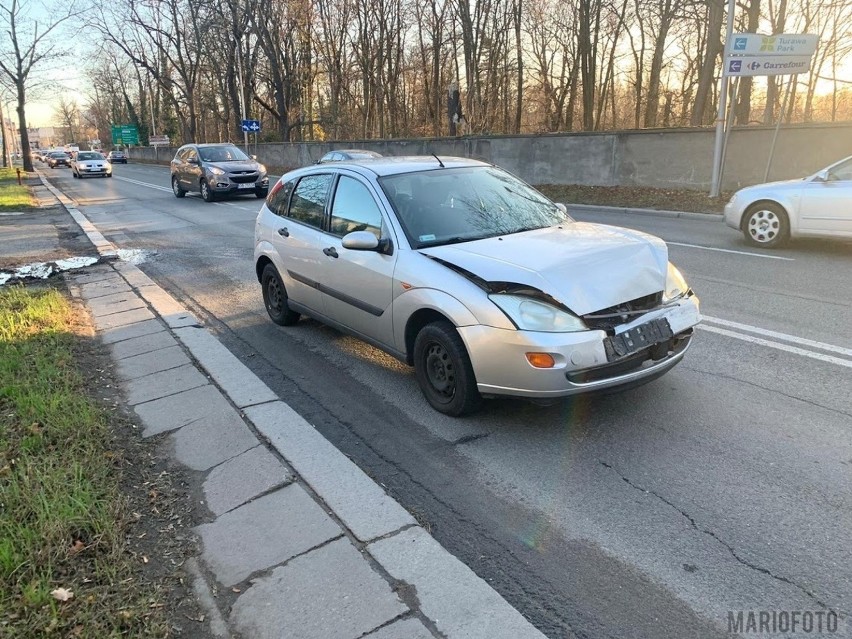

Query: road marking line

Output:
[702, 315, 852, 358]
[114, 175, 172, 193]
[668, 241, 795, 261]
[698, 325, 852, 368]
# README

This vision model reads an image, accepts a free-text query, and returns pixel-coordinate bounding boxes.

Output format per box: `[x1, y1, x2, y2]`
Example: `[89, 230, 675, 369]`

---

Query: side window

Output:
[266, 179, 296, 217]
[288, 174, 333, 229]
[330, 176, 384, 238]
[830, 159, 852, 181]
[185, 149, 198, 162]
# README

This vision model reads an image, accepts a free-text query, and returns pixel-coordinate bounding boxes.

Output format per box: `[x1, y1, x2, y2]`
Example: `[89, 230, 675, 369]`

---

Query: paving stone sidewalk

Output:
[65, 260, 547, 639]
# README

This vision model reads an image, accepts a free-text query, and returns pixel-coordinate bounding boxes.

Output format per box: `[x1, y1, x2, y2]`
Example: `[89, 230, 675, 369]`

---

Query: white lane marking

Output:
[703, 315, 852, 358]
[114, 175, 173, 193]
[698, 325, 852, 369]
[668, 241, 795, 261]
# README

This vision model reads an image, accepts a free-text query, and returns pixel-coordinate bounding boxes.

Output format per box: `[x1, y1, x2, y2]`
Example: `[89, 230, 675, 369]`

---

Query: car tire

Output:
[106, 173, 112, 178]
[742, 202, 789, 248]
[413, 321, 482, 416]
[261, 263, 300, 326]
[172, 176, 186, 198]
[72, 171, 78, 178]
[255, 188, 268, 199]
[200, 179, 215, 202]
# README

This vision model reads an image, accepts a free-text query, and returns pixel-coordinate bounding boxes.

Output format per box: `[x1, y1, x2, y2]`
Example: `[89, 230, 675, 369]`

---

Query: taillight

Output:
[267, 179, 284, 200]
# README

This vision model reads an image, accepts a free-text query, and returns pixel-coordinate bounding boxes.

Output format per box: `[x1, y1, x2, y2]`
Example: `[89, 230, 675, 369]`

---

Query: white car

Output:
[724, 155, 852, 247]
[71, 151, 112, 179]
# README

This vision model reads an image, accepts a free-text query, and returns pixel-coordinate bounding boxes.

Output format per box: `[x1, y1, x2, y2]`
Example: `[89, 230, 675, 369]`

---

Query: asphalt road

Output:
[45, 162, 852, 639]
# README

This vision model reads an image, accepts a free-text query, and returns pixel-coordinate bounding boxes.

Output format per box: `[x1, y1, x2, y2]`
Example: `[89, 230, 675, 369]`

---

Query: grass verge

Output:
[0, 167, 34, 211]
[537, 184, 731, 214]
[0, 285, 170, 637]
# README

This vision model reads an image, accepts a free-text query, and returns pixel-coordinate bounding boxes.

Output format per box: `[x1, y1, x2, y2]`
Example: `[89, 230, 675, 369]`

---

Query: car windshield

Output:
[50, 152, 65, 158]
[198, 146, 249, 162]
[378, 166, 571, 248]
[78, 152, 102, 161]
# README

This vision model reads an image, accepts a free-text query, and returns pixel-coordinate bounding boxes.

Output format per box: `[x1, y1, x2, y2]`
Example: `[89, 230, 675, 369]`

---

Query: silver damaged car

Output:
[254, 157, 701, 416]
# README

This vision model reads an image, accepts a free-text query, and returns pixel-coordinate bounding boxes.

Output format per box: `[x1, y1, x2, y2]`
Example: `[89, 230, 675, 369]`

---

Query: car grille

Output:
[230, 171, 259, 184]
[566, 330, 692, 383]
[582, 292, 663, 333]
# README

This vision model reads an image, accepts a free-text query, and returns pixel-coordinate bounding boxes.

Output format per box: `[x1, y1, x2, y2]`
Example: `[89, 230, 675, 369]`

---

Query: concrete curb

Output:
[43, 171, 547, 639]
[565, 202, 725, 221]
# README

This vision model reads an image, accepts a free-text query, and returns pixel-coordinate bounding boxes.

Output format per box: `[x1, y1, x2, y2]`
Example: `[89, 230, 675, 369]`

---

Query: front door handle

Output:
[323, 247, 338, 258]
[277, 227, 289, 237]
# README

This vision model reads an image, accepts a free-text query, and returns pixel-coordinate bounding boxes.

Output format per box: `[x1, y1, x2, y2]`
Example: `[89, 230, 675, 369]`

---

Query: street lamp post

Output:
[233, 36, 249, 152]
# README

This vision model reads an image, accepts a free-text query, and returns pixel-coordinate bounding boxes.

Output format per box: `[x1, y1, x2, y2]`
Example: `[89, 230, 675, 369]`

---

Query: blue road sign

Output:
[241, 119, 261, 132]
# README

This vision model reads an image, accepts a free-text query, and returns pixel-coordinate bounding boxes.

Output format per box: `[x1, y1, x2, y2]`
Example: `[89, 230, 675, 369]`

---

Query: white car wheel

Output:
[743, 203, 789, 249]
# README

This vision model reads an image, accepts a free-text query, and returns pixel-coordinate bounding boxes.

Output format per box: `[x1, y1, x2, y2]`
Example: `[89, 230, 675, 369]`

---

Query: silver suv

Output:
[171, 143, 269, 202]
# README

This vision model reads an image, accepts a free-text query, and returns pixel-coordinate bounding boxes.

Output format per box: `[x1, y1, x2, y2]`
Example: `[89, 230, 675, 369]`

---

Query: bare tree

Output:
[0, 0, 79, 170]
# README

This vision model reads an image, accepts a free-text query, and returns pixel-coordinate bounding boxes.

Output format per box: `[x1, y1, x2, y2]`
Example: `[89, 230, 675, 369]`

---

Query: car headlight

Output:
[663, 263, 689, 302]
[258, 164, 267, 173]
[209, 166, 225, 176]
[489, 294, 587, 332]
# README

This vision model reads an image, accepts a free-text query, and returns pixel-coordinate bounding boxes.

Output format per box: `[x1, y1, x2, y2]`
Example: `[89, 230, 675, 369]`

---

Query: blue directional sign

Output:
[241, 119, 261, 132]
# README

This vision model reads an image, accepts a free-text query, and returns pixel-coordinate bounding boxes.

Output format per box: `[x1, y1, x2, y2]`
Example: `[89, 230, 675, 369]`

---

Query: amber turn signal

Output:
[525, 352, 555, 368]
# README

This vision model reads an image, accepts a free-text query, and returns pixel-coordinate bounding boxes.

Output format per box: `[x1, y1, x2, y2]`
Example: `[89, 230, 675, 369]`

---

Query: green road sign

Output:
[111, 124, 139, 146]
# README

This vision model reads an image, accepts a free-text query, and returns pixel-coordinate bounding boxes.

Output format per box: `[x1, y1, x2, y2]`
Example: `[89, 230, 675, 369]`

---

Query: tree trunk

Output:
[691, 0, 724, 126]
[17, 81, 32, 172]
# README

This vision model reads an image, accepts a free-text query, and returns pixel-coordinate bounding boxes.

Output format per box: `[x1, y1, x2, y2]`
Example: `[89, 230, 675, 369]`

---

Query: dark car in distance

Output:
[107, 150, 128, 164]
[46, 151, 70, 168]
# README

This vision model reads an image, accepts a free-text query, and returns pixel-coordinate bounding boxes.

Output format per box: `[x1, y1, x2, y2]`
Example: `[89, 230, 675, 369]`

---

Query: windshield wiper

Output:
[419, 236, 476, 248]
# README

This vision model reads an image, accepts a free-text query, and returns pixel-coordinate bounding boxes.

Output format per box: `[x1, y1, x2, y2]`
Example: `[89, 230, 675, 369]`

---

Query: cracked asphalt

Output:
[43, 163, 852, 639]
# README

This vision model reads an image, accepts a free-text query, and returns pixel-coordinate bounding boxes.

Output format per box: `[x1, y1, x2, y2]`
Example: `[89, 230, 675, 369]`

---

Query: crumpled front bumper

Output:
[458, 295, 701, 398]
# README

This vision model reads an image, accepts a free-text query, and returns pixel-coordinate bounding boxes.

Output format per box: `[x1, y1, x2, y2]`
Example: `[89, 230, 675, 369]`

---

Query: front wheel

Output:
[413, 321, 482, 416]
[743, 202, 789, 248]
[72, 171, 78, 178]
[200, 179, 215, 202]
[172, 176, 186, 198]
[255, 188, 268, 199]
[261, 263, 300, 326]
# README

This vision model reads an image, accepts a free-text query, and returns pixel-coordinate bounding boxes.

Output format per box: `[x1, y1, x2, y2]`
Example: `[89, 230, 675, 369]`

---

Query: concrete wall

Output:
[132, 122, 852, 191]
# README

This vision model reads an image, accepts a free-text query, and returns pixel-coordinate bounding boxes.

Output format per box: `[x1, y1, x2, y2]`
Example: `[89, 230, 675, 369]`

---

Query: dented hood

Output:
[419, 222, 669, 316]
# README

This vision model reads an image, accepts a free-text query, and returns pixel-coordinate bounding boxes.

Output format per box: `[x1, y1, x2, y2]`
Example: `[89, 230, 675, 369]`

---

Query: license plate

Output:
[605, 317, 673, 360]
[237, 183, 255, 190]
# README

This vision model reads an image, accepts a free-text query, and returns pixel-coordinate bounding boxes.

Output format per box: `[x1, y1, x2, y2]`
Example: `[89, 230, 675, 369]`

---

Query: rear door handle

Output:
[322, 247, 338, 258]
[277, 227, 289, 237]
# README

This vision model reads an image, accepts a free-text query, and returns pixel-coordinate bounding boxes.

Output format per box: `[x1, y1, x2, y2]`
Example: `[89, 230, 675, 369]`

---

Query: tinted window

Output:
[266, 179, 296, 217]
[77, 152, 102, 161]
[330, 176, 383, 238]
[288, 174, 333, 229]
[198, 145, 249, 162]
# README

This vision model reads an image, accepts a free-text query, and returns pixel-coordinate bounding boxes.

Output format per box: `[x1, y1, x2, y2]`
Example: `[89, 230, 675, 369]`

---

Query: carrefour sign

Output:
[725, 54, 813, 77]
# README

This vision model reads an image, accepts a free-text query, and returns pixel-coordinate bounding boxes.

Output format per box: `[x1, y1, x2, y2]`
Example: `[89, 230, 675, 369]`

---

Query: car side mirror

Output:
[341, 230, 381, 251]
[813, 169, 830, 182]
[187, 157, 199, 165]
[250, 154, 257, 160]
[555, 203, 568, 214]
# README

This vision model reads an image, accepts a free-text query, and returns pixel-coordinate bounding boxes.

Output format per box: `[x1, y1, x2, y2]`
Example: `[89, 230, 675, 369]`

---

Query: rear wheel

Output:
[261, 263, 300, 326]
[200, 179, 215, 202]
[413, 321, 482, 416]
[743, 202, 789, 248]
[172, 176, 186, 198]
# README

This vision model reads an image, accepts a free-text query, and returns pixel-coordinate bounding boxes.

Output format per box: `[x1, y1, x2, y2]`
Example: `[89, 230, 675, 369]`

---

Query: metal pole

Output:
[709, 0, 737, 198]
[764, 74, 795, 183]
[234, 39, 249, 152]
[719, 77, 740, 193]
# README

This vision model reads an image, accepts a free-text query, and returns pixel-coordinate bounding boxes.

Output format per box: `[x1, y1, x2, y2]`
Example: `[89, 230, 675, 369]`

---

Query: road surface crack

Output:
[598, 460, 834, 611]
